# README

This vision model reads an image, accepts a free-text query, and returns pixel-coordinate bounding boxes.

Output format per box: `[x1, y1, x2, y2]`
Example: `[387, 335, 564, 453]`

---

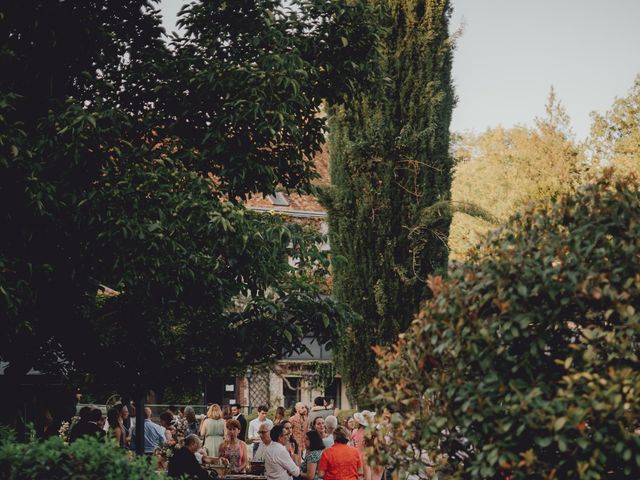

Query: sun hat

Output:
[353, 411, 369, 427]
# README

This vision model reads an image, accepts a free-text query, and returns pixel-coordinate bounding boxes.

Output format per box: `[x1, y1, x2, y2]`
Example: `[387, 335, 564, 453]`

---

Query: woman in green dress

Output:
[301, 430, 325, 480]
[200, 404, 225, 457]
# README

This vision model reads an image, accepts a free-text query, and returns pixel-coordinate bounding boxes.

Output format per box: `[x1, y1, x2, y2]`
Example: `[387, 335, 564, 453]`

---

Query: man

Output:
[288, 402, 307, 452]
[253, 423, 272, 462]
[70, 407, 105, 442]
[318, 426, 362, 480]
[168, 434, 209, 480]
[264, 424, 300, 480]
[248, 405, 273, 456]
[131, 407, 166, 454]
[231, 404, 247, 442]
[323, 415, 338, 448]
[307, 397, 333, 431]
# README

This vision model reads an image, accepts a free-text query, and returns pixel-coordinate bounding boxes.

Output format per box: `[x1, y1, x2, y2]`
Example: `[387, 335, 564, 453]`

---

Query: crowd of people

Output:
[63, 395, 390, 480]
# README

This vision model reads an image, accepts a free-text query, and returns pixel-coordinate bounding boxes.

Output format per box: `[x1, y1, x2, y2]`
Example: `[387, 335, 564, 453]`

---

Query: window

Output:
[324, 378, 341, 409]
[282, 377, 301, 409]
[267, 192, 290, 206]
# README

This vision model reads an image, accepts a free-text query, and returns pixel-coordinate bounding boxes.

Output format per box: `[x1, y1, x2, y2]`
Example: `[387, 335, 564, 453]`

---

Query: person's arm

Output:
[200, 418, 207, 437]
[306, 462, 318, 480]
[239, 441, 248, 472]
[248, 420, 258, 442]
[279, 445, 301, 477]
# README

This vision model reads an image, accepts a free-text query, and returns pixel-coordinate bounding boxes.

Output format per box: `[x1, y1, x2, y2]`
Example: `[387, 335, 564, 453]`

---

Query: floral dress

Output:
[220, 440, 246, 472]
[301, 449, 323, 480]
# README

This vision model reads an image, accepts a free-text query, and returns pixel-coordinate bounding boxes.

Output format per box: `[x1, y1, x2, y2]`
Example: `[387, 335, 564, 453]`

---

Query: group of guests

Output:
[66, 396, 390, 480]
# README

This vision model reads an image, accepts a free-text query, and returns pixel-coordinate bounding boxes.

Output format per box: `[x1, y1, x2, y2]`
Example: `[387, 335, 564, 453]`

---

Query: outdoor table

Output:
[221, 475, 266, 480]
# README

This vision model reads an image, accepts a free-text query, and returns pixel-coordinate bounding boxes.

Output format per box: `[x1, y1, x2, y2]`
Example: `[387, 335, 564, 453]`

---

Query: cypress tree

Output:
[327, 0, 455, 404]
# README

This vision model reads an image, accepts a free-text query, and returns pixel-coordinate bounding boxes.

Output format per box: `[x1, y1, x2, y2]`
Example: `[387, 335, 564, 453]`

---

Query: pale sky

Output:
[158, 0, 640, 140]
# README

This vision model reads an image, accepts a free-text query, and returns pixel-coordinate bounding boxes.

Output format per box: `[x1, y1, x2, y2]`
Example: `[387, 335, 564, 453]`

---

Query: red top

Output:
[318, 443, 362, 480]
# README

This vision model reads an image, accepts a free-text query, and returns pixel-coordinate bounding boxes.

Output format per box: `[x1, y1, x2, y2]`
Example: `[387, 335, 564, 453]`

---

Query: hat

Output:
[353, 411, 369, 427]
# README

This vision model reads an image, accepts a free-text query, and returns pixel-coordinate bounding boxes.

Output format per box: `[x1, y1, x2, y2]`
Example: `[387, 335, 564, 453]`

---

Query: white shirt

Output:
[323, 434, 334, 448]
[264, 441, 300, 480]
[248, 417, 274, 443]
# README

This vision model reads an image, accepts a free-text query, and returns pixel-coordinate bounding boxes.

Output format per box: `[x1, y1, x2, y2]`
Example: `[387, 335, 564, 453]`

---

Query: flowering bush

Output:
[371, 171, 640, 479]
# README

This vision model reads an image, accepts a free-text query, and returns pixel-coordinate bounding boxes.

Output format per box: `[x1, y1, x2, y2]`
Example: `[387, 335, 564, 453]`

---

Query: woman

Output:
[300, 430, 325, 480]
[344, 416, 355, 439]
[352, 412, 371, 480]
[120, 404, 132, 446]
[200, 404, 225, 457]
[312, 416, 326, 439]
[219, 419, 247, 473]
[273, 406, 286, 425]
[281, 420, 301, 466]
[107, 407, 125, 447]
[184, 406, 199, 436]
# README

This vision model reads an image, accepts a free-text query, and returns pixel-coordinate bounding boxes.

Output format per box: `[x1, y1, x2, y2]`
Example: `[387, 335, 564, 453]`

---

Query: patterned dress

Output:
[301, 449, 324, 480]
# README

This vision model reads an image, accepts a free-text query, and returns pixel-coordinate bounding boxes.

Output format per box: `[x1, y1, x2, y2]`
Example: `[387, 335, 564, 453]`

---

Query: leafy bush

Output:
[0, 434, 161, 479]
[371, 171, 640, 479]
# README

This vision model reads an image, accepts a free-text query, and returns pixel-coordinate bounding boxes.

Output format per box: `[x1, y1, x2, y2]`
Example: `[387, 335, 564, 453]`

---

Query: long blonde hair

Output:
[207, 403, 223, 420]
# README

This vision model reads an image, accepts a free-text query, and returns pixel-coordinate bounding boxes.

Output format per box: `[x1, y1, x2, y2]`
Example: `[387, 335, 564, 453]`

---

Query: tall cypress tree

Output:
[327, 0, 455, 404]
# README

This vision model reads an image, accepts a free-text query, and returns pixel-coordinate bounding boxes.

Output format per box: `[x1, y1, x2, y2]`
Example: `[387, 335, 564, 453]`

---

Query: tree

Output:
[371, 171, 640, 479]
[450, 88, 583, 260]
[588, 73, 640, 174]
[325, 0, 455, 404]
[0, 0, 379, 409]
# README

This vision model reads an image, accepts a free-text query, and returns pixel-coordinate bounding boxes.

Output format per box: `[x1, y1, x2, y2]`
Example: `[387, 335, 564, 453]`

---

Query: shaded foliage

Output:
[325, 0, 455, 404]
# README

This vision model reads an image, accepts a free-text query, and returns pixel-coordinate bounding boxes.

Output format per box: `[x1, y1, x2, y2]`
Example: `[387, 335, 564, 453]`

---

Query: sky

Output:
[158, 0, 640, 140]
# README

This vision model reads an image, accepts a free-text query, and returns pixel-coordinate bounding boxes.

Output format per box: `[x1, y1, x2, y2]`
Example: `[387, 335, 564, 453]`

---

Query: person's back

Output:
[318, 426, 361, 480]
[168, 435, 208, 480]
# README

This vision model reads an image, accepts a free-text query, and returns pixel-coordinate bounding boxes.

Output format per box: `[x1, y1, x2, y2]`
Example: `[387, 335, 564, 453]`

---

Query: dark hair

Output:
[184, 406, 196, 423]
[179, 406, 186, 414]
[89, 408, 102, 423]
[168, 405, 178, 414]
[274, 406, 285, 419]
[226, 419, 241, 430]
[313, 396, 324, 407]
[306, 430, 325, 451]
[160, 411, 174, 426]
[78, 406, 92, 421]
[333, 426, 350, 444]
[312, 416, 325, 429]
[258, 405, 269, 413]
[270, 424, 285, 442]
[107, 407, 120, 428]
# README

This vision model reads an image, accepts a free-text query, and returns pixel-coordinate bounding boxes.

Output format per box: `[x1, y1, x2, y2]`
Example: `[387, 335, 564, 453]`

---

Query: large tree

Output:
[0, 0, 378, 409]
[325, 0, 455, 403]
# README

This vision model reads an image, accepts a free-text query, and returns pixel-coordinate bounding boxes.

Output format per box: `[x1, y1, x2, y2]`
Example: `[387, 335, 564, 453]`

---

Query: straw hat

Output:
[353, 411, 369, 427]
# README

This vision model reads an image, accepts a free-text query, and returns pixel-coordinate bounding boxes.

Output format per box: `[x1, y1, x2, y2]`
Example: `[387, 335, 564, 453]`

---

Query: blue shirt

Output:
[131, 419, 166, 453]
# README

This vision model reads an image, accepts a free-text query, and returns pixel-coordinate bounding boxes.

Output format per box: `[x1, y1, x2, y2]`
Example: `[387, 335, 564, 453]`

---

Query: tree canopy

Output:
[0, 0, 379, 395]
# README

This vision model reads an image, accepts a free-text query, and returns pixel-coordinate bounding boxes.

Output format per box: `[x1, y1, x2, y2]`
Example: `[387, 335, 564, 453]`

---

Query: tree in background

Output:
[450, 88, 583, 260]
[0, 0, 379, 419]
[326, 0, 455, 404]
[588, 74, 640, 174]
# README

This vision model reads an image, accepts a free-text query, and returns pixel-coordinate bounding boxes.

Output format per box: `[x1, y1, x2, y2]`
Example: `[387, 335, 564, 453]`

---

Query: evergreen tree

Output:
[326, 0, 455, 404]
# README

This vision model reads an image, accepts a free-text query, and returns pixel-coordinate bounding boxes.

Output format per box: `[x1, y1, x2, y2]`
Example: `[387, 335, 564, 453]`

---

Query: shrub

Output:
[371, 171, 640, 479]
[0, 433, 161, 479]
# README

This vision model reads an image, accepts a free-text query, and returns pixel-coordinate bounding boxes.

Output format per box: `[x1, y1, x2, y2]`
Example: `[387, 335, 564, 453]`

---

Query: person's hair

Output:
[207, 404, 222, 420]
[113, 403, 124, 414]
[184, 434, 201, 448]
[222, 404, 232, 420]
[312, 416, 325, 429]
[270, 424, 285, 442]
[333, 426, 350, 444]
[168, 405, 178, 414]
[313, 396, 324, 407]
[325, 415, 337, 430]
[89, 408, 102, 423]
[107, 407, 120, 428]
[160, 411, 174, 426]
[344, 416, 354, 428]
[78, 406, 92, 421]
[144, 407, 153, 419]
[226, 419, 241, 431]
[257, 405, 268, 413]
[231, 404, 239, 411]
[274, 406, 285, 421]
[306, 430, 325, 451]
[184, 406, 196, 423]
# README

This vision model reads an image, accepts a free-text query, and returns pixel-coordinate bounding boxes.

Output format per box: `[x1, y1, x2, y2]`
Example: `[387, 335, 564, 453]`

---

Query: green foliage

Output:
[371, 172, 640, 479]
[326, 0, 455, 404]
[588, 74, 640, 174]
[450, 88, 584, 260]
[0, 434, 161, 479]
[0, 0, 378, 394]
